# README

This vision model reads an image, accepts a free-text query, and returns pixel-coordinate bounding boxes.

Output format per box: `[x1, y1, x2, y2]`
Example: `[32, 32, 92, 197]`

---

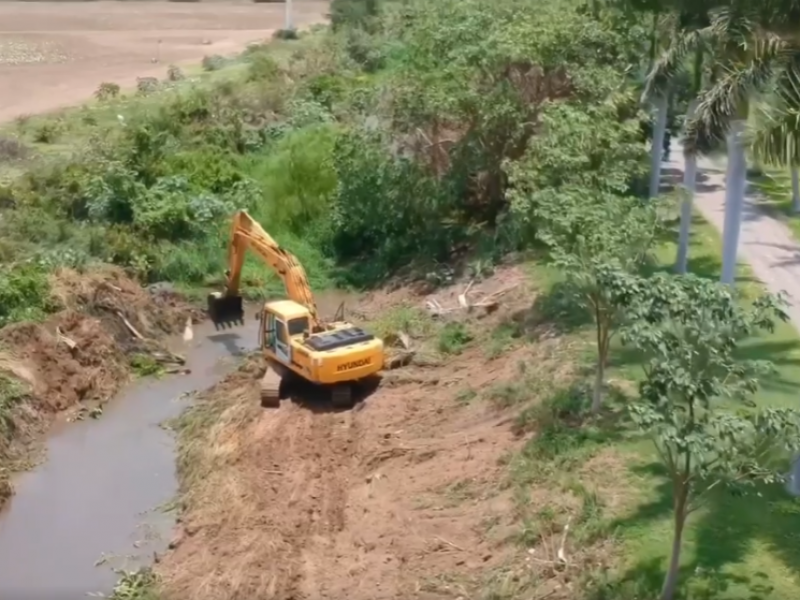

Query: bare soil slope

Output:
[0, 0, 330, 121]
[158, 266, 583, 600]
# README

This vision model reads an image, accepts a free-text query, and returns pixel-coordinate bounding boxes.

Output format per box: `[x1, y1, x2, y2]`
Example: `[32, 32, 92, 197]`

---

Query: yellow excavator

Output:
[207, 210, 387, 408]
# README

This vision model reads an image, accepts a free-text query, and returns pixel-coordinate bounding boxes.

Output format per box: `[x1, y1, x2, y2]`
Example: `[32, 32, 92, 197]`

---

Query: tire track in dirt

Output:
[164, 382, 360, 600]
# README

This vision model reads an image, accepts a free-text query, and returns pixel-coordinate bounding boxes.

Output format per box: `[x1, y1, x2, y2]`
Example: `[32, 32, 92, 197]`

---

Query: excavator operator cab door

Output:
[263, 310, 291, 365]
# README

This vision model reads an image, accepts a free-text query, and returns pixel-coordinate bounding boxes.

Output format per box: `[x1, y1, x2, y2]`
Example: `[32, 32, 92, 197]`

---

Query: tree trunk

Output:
[676, 101, 698, 274]
[649, 94, 670, 199]
[660, 488, 689, 600]
[591, 355, 605, 415]
[792, 167, 800, 214]
[720, 119, 748, 285]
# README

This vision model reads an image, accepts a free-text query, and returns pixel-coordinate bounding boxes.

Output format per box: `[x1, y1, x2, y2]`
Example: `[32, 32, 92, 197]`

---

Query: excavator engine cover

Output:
[208, 292, 244, 327]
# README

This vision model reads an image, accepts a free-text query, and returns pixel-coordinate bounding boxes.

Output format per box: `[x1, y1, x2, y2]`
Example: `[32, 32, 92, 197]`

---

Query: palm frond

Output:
[643, 28, 706, 100]
[749, 60, 800, 166]
[685, 33, 794, 154]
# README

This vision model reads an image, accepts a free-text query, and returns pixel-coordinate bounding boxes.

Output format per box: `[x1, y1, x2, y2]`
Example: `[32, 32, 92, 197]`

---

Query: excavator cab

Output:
[208, 292, 244, 327]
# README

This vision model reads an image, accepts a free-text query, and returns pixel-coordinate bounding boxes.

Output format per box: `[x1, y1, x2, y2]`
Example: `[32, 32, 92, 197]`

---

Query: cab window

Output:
[288, 317, 310, 337]
[276, 320, 288, 344]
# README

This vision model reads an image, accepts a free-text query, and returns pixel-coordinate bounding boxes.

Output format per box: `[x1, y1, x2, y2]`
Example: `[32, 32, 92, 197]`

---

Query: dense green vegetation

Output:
[2, 1, 800, 600]
[0, 0, 655, 312]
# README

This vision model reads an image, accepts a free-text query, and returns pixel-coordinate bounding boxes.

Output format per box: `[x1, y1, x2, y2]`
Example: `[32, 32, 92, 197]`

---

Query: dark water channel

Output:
[0, 317, 260, 599]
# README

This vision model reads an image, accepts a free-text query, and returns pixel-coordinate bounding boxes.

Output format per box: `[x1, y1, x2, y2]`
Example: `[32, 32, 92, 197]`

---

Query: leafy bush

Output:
[95, 82, 120, 101]
[201, 55, 228, 72]
[0, 264, 57, 326]
[166, 65, 185, 82]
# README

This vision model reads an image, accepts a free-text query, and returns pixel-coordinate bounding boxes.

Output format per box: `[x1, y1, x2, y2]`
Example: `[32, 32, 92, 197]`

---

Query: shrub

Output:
[31, 121, 61, 144]
[0, 136, 28, 161]
[201, 55, 228, 72]
[166, 65, 185, 82]
[95, 82, 120, 101]
[136, 77, 160, 95]
[0, 263, 57, 326]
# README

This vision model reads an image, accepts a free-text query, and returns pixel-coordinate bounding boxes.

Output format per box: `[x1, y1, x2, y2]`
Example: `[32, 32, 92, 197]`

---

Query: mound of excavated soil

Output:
[0, 266, 197, 503]
[156, 266, 575, 600]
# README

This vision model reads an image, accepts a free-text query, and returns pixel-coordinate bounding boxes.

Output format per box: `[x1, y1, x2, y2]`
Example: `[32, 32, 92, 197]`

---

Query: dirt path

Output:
[0, 1, 330, 122]
[667, 144, 800, 327]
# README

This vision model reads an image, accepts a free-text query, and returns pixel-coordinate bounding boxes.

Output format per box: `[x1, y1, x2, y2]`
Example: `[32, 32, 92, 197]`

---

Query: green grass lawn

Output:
[610, 215, 800, 600]
[519, 211, 800, 599]
[750, 169, 800, 242]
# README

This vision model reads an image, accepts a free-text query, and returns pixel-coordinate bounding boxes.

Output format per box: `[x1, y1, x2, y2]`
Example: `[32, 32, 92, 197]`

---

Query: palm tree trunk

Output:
[721, 119, 748, 285]
[649, 94, 669, 199]
[676, 101, 698, 273]
[791, 167, 800, 214]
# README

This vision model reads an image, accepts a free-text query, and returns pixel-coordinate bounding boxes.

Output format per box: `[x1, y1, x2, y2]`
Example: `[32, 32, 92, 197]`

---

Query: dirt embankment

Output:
[0, 266, 198, 505]
[155, 265, 582, 600]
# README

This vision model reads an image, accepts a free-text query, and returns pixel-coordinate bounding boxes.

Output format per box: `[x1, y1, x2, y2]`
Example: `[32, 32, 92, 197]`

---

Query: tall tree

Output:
[749, 55, 800, 213]
[645, 8, 713, 272]
[683, 2, 800, 283]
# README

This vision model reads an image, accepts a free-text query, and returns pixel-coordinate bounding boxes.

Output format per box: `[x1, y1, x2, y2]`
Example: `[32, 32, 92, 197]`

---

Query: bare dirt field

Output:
[0, 1, 330, 122]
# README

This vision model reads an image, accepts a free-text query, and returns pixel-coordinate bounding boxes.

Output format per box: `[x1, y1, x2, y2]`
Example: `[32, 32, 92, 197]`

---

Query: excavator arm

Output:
[207, 210, 322, 329]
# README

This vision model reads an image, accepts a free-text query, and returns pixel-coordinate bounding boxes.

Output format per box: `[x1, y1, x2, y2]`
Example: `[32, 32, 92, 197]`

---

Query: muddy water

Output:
[0, 317, 260, 600]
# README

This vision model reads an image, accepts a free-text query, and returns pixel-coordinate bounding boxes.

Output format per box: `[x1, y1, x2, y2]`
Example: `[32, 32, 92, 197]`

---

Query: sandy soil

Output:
[0, 1, 330, 122]
[156, 266, 588, 600]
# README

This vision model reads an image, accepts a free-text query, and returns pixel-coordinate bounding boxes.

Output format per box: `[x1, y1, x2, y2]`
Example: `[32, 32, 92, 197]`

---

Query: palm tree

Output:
[793, 167, 800, 212]
[680, 3, 798, 284]
[645, 10, 713, 272]
[749, 60, 800, 213]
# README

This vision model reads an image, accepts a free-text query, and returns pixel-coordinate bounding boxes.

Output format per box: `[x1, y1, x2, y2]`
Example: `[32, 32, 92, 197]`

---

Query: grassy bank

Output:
[508, 212, 800, 600]
[752, 170, 800, 241]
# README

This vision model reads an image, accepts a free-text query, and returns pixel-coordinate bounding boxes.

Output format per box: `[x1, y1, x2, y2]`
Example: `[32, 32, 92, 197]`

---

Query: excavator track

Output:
[260, 367, 282, 409]
[331, 384, 353, 409]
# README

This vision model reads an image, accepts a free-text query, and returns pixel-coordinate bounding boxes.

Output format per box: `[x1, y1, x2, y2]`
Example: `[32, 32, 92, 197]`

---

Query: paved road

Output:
[665, 146, 800, 328]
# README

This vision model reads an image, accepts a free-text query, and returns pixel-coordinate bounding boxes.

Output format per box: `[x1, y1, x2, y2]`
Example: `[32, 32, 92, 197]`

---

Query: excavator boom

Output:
[208, 210, 321, 328]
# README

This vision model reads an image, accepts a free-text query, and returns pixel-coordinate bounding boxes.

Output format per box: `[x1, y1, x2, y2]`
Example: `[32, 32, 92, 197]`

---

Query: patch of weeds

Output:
[166, 65, 185, 82]
[136, 77, 160, 95]
[568, 482, 611, 545]
[0, 263, 57, 326]
[247, 53, 280, 82]
[202, 54, 229, 71]
[517, 504, 559, 547]
[129, 354, 164, 378]
[479, 567, 537, 600]
[0, 136, 28, 162]
[437, 321, 473, 355]
[509, 383, 620, 486]
[369, 304, 435, 340]
[95, 82, 121, 101]
[484, 360, 544, 409]
[484, 321, 517, 359]
[520, 384, 604, 461]
[273, 28, 300, 41]
[455, 387, 478, 405]
[31, 120, 62, 144]
[0, 374, 27, 438]
[444, 478, 481, 504]
[108, 567, 161, 600]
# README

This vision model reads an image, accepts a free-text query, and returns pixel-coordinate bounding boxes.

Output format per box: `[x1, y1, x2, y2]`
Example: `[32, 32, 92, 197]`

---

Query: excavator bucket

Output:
[207, 292, 244, 327]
